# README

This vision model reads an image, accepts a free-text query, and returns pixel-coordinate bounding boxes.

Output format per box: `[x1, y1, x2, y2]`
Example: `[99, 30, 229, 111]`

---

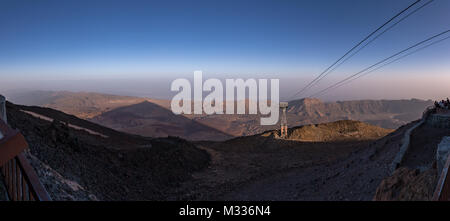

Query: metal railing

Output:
[433, 154, 450, 201]
[0, 95, 6, 124]
[423, 105, 435, 119]
[0, 95, 51, 201]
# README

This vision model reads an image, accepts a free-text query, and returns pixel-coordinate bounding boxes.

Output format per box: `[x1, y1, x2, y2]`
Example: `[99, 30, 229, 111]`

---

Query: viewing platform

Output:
[426, 107, 450, 201]
[426, 108, 450, 129]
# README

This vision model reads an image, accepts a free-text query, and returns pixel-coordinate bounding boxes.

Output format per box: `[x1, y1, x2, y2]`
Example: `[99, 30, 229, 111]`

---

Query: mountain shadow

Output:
[90, 101, 233, 141]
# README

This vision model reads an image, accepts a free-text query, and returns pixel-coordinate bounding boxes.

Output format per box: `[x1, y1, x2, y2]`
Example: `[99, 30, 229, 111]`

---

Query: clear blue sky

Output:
[0, 0, 449, 100]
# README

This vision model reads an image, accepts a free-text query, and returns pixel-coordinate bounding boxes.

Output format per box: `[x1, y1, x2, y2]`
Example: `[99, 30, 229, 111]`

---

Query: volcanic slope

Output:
[164, 120, 413, 201]
[6, 101, 210, 200]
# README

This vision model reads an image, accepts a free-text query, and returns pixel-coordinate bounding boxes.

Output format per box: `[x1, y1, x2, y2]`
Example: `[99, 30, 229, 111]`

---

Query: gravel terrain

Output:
[166, 121, 407, 200]
[5, 102, 210, 200]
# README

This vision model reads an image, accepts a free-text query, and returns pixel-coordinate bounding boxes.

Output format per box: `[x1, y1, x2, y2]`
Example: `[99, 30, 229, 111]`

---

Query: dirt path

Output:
[401, 124, 450, 171]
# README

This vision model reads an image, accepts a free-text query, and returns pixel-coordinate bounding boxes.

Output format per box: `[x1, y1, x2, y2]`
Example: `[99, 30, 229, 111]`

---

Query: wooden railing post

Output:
[0, 102, 51, 201]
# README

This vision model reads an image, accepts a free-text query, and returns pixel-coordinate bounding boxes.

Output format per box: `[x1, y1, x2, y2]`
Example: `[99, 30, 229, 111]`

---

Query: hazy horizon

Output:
[1, 0, 449, 102]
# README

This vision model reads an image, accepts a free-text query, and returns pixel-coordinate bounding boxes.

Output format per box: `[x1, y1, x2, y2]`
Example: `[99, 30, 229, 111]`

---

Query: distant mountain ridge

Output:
[289, 98, 430, 115]
[5, 90, 169, 119]
[286, 98, 433, 128]
[5, 90, 433, 140]
[190, 98, 433, 137]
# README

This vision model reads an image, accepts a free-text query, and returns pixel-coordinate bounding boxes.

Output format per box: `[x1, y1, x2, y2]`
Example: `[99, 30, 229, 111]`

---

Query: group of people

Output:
[435, 98, 450, 109]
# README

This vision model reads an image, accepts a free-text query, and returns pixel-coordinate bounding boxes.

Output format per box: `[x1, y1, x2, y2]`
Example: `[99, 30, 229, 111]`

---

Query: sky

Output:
[0, 0, 449, 101]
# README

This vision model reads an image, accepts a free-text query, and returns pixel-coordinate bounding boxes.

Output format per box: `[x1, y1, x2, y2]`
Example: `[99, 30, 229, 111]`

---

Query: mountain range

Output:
[5, 90, 433, 141]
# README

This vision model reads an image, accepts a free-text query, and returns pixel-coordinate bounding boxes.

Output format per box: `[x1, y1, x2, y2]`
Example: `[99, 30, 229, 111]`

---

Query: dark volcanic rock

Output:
[373, 167, 438, 201]
[5, 101, 210, 200]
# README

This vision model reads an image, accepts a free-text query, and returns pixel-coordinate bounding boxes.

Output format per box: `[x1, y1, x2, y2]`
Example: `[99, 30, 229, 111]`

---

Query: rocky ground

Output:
[374, 167, 437, 201]
[164, 121, 404, 200]
[2, 100, 441, 201]
[5, 102, 210, 200]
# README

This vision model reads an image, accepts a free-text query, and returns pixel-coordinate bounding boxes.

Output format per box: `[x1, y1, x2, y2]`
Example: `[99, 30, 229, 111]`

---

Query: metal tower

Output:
[280, 102, 288, 138]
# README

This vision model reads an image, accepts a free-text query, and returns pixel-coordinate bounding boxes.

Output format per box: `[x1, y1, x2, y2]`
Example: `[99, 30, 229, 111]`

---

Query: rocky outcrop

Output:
[271, 120, 394, 142]
[373, 167, 437, 201]
[25, 153, 98, 201]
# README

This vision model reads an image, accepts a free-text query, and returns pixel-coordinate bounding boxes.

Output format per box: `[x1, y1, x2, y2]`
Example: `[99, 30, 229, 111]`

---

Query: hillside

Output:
[168, 120, 402, 200]
[264, 120, 394, 142]
[6, 100, 436, 201]
[373, 119, 450, 201]
[5, 101, 210, 200]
